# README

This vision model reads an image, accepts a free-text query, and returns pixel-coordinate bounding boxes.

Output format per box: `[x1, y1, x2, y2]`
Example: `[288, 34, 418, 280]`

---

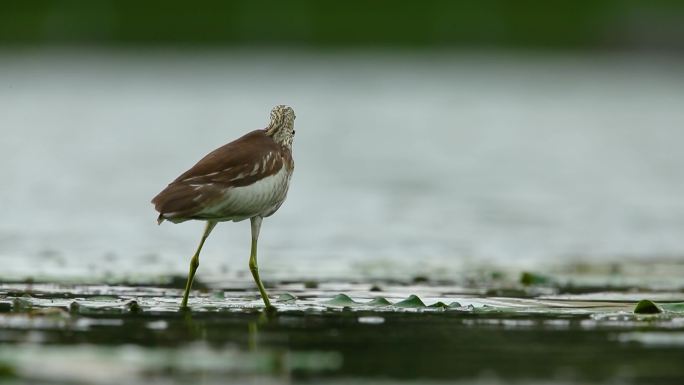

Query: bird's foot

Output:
[263, 304, 277, 317]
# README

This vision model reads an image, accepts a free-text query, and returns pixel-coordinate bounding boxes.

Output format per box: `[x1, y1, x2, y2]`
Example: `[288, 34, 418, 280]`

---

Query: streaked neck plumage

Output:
[265, 105, 295, 149]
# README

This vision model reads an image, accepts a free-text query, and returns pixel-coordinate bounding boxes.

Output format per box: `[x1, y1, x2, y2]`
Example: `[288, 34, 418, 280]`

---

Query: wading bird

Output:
[151, 105, 296, 309]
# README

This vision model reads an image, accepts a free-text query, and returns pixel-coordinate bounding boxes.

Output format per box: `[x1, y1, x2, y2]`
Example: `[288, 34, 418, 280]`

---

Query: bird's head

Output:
[266, 105, 296, 148]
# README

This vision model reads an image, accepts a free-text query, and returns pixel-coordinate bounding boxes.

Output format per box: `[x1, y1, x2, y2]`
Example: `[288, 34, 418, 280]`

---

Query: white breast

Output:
[199, 165, 292, 222]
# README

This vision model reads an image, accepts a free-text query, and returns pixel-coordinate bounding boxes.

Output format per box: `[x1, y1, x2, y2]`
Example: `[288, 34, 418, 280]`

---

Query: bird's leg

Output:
[249, 216, 272, 309]
[181, 220, 217, 309]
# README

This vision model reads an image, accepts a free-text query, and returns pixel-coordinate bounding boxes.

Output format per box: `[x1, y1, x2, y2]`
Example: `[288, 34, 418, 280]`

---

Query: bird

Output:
[151, 105, 296, 309]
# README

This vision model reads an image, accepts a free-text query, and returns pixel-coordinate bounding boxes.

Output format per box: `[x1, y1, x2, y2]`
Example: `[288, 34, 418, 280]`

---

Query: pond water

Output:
[1, 49, 684, 384]
[1, 49, 684, 283]
[2, 279, 684, 384]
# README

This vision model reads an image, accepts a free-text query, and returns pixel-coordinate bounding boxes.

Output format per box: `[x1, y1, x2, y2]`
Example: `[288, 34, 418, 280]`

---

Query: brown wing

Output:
[151, 129, 288, 222]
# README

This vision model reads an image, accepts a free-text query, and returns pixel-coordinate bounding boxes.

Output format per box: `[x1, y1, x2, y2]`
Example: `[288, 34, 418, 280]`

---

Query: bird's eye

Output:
[292, 130, 296, 136]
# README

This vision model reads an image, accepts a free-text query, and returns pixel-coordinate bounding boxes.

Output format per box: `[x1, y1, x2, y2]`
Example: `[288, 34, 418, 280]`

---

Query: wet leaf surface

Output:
[10, 274, 682, 384]
[1, 278, 684, 385]
[634, 299, 663, 314]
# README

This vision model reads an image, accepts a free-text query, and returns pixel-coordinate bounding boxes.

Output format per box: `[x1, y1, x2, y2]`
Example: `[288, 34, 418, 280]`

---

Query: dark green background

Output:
[2, 0, 683, 50]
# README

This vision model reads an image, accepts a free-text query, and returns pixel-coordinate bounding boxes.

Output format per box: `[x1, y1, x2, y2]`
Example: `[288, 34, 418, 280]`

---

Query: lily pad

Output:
[633, 299, 662, 314]
[520, 271, 551, 286]
[412, 276, 429, 284]
[12, 296, 33, 312]
[0, 361, 16, 378]
[89, 295, 120, 301]
[323, 294, 358, 307]
[0, 302, 12, 313]
[366, 297, 392, 307]
[127, 300, 142, 313]
[661, 303, 684, 313]
[277, 293, 297, 303]
[394, 295, 426, 308]
[69, 301, 80, 313]
[428, 301, 449, 309]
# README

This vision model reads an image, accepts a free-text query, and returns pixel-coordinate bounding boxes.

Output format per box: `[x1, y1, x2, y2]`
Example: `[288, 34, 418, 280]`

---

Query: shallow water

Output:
[1, 49, 684, 283]
[1, 278, 684, 385]
[1, 49, 684, 384]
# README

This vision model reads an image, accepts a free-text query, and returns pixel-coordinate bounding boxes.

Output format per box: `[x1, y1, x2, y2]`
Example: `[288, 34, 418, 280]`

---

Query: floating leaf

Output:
[0, 361, 16, 378]
[428, 301, 449, 309]
[366, 297, 392, 307]
[490, 271, 505, 280]
[88, 295, 119, 301]
[69, 301, 80, 313]
[520, 271, 551, 285]
[394, 295, 426, 308]
[127, 300, 142, 313]
[412, 276, 429, 284]
[12, 297, 32, 312]
[70, 304, 99, 315]
[323, 294, 357, 306]
[448, 301, 462, 308]
[661, 303, 684, 313]
[472, 305, 518, 313]
[277, 293, 297, 303]
[634, 299, 662, 314]
[0, 302, 12, 313]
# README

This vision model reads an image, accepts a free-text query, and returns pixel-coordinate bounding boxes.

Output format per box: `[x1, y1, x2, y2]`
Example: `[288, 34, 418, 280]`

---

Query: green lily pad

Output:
[490, 271, 505, 280]
[520, 271, 551, 285]
[0, 361, 16, 378]
[473, 305, 518, 313]
[394, 295, 426, 308]
[660, 302, 684, 313]
[69, 301, 80, 313]
[12, 297, 33, 312]
[127, 300, 142, 313]
[73, 305, 115, 316]
[0, 302, 12, 313]
[448, 301, 462, 308]
[428, 301, 449, 309]
[366, 297, 392, 307]
[323, 294, 358, 306]
[634, 299, 662, 314]
[412, 276, 429, 284]
[88, 295, 120, 301]
[277, 293, 297, 303]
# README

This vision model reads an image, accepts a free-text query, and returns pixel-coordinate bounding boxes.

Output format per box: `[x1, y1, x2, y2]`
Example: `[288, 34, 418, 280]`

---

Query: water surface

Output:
[1, 49, 683, 283]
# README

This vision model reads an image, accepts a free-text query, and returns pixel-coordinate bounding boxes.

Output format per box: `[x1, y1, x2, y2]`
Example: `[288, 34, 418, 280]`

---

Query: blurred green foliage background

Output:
[2, 0, 683, 50]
